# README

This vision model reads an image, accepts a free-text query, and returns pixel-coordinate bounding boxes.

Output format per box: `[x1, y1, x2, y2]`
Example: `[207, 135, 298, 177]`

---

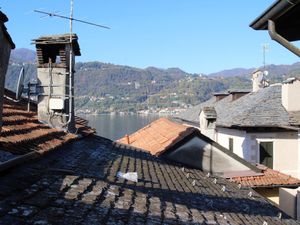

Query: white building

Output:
[176, 78, 300, 179]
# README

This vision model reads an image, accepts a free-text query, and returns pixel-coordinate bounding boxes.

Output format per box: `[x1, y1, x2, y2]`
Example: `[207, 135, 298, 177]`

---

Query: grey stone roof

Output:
[202, 107, 217, 119]
[175, 94, 233, 125]
[175, 97, 215, 125]
[176, 85, 300, 129]
[0, 135, 297, 224]
[217, 84, 291, 128]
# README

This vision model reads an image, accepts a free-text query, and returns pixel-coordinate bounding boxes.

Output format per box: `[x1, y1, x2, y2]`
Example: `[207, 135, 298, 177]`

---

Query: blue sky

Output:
[1, 0, 299, 74]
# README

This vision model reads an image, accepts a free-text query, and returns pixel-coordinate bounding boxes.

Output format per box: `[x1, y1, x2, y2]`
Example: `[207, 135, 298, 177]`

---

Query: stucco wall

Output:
[279, 187, 298, 219]
[216, 128, 299, 178]
[215, 128, 250, 161]
[0, 27, 12, 132]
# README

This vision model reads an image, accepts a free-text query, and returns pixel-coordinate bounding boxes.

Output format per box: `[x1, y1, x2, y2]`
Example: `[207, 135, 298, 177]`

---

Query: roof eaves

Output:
[250, 0, 300, 30]
[216, 124, 300, 131]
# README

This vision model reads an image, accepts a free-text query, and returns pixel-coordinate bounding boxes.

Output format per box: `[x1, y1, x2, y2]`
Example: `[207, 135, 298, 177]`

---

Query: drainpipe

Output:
[268, 20, 300, 57]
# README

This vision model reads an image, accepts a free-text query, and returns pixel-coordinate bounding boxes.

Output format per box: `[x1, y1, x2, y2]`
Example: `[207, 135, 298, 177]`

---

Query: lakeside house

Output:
[175, 0, 300, 219]
[1, 78, 296, 224]
[1, 1, 300, 223]
[117, 118, 300, 208]
[176, 80, 300, 179]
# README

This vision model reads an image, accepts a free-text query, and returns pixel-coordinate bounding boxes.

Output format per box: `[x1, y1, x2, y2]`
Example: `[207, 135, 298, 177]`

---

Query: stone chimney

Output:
[229, 90, 250, 101]
[252, 69, 264, 92]
[33, 34, 80, 133]
[213, 93, 229, 102]
[282, 78, 300, 111]
[0, 11, 15, 133]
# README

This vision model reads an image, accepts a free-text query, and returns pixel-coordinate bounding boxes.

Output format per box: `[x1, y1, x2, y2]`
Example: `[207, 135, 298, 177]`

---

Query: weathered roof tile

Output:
[117, 117, 197, 156]
[231, 164, 300, 187]
[0, 136, 298, 224]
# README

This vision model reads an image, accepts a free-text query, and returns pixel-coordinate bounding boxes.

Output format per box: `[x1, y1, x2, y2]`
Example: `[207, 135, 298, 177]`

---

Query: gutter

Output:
[250, 0, 300, 30]
[268, 20, 300, 57]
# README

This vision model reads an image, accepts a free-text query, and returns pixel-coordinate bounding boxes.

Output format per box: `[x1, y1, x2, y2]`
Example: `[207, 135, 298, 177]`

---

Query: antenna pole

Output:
[66, 0, 74, 127]
[262, 43, 269, 70]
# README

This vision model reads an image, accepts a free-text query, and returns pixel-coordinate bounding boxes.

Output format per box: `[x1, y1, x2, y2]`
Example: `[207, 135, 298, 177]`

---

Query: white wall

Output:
[216, 128, 299, 178]
[215, 128, 250, 161]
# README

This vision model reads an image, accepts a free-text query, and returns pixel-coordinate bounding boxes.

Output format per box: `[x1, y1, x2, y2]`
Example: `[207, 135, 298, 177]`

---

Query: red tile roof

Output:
[231, 164, 300, 188]
[117, 117, 197, 156]
[0, 89, 95, 156]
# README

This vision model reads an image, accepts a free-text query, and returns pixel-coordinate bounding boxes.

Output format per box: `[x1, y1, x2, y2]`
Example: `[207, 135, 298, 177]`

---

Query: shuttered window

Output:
[259, 142, 273, 169]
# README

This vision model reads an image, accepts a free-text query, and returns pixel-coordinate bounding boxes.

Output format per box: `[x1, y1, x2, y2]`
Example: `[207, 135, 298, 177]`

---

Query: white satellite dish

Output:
[263, 70, 269, 76]
[16, 67, 25, 100]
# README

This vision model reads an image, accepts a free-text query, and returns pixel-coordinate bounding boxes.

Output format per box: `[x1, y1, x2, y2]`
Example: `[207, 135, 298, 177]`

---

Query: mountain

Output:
[208, 68, 255, 77]
[5, 48, 300, 113]
[10, 48, 36, 63]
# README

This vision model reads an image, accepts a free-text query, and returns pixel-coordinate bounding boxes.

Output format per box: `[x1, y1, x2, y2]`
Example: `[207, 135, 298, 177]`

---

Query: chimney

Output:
[252, 69, 268, 92]
[0, 11, 15, 133]
[33, 34, 80, 133]
[213, 93, 229, 102]
[229, 90, 250, 101]
[282, 78, 300, 111]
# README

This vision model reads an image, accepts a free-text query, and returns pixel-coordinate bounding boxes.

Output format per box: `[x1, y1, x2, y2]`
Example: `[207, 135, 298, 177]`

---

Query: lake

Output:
[80, 114, 161, 140]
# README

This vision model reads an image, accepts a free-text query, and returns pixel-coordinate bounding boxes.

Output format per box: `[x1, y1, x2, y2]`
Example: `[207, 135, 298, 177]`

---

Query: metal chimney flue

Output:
[32, 34, 80, 133]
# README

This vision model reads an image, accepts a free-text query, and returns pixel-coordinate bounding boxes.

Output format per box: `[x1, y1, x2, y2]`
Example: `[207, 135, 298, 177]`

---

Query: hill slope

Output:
[5, 48, 300, 113]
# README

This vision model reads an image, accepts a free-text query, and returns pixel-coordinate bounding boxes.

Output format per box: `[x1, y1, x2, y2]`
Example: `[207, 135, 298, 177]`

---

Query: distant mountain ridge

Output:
[10, 48, 36, 63]
[6, 48, 300, 113]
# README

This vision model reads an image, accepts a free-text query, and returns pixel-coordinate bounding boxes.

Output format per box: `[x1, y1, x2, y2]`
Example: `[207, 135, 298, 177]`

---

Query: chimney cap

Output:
[32, 33, 81, 56]
[213, 92, 229, 96]
[282, 77, 299, 84]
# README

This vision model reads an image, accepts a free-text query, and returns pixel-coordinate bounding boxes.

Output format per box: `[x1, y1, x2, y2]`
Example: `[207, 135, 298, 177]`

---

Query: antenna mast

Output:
[34, 1, 110, 132]
[262, 43, 269, 70]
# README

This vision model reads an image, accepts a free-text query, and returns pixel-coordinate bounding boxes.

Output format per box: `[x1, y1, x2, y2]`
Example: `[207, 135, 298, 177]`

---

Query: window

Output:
[229, 138, 233, 152]
[259, 142, 273, 169]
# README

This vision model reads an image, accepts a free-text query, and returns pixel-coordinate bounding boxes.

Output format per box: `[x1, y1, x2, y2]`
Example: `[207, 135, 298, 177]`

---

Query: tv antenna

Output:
[32, 0, 110, 130]
[261, 43, 269, 70]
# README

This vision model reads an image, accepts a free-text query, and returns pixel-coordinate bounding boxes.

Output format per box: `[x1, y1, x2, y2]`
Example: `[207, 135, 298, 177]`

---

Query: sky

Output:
[1, 0, 300, 74]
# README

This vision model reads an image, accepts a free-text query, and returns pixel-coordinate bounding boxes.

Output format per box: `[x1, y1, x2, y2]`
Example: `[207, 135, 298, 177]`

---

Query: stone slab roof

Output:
[0, 89, 94, 159]
[32, 34, 81, 56]
[176, 85, 299, 130]
[0, 135, 298, 224]
[231, 164, 300, 188]
[117, 117, 196, 156]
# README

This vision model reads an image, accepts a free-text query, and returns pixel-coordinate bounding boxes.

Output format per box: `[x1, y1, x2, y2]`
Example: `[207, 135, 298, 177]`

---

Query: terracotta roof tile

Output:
[117, 117, 197, 156]
[231, 164, 300, 187]
[0, 89, 95, 157]
[0, 136, 297, 224]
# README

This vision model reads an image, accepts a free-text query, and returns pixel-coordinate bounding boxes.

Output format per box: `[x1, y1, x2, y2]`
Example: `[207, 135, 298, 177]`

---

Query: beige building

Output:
[177, 80, 300, 179]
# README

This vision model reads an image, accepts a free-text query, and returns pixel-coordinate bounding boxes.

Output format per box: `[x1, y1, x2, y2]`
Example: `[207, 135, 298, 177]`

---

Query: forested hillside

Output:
[5, 48, 300, 113]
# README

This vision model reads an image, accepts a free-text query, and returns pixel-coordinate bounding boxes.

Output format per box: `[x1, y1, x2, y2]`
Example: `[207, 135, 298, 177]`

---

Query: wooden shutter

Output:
[259, 142, 273, 169]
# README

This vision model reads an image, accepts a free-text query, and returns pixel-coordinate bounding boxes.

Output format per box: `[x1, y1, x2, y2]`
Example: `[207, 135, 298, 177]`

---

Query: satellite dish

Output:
[16, 67, 25, 100]
[263, 70, 269, 76]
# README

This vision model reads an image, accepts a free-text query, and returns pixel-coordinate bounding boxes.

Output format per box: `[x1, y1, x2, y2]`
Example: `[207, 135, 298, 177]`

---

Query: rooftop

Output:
[176, 84, 300, 130]
[250, 0, 300, 42]
[32, 34, 81, 56]
[231, 164, 300, 188]
[0, 135, 297, 224]
[0, 89, 94, 162]
[117, 117, 196, 156]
